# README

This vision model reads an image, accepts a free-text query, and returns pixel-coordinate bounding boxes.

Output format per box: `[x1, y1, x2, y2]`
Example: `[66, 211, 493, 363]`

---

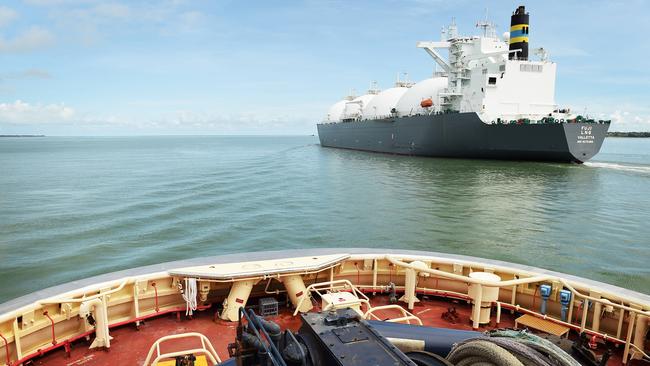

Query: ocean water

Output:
[1, 136, 649, 303]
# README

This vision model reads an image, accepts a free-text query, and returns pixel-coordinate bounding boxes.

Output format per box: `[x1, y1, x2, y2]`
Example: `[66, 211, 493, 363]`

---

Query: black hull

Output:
[317, 113, 609, 163]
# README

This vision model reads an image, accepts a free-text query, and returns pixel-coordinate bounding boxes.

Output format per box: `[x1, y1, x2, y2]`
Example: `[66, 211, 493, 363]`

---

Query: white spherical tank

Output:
[468, 272, 501, 326]
[395, 77, 448, 117]
[342, 94, 377, 120]
[361, 87, 408, 119]
[324, 100, 348, 122]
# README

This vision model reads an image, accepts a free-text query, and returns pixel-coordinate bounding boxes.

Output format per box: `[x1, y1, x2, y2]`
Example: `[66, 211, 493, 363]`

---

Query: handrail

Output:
[385, 256, 650, 317]
[364, 305, 423, 325]
[322, 298, 371, 313]
[557, 280, 650, 316]
[387, 256, 552, 287]
[142, 332, 220, 366]
[39, 278, 132, 305]
[293, 279, 370, 316]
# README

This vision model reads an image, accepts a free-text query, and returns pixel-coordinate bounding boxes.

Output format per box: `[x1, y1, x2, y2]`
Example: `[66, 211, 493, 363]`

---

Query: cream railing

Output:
[142, 332, 220, 366]
[292, 279, 370, 316]
[364, 305, 423, 325]
[385, 255, 650, 363]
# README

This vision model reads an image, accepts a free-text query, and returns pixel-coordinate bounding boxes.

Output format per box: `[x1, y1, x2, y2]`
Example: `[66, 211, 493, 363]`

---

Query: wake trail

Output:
[584, 161, 650, 174]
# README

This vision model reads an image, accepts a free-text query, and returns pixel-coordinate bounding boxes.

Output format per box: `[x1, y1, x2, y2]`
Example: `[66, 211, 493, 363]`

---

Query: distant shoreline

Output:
[607, 132, 650, 138]
[0, 135, 45, 138]
[0, 133, 648, 138]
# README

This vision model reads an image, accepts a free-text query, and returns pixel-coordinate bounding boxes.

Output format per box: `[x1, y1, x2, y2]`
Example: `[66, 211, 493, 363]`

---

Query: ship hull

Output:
[317, 112, 609, 163]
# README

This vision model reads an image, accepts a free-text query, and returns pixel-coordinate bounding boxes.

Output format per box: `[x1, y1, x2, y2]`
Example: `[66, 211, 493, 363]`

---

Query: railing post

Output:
[580, 299, 589, 333]
[13, 318, 22, 360]
[372, 259, 378, 295]
[632, 304, 648, 360]
[591, 291, 602, 332]
[134, 282, 141, 327]
[510, 284, 517, 314]
[471, 284, 482, 330]
[567, 292, 575, 325]
[616, 303, 625, 339]
[623, 310, 637, 364]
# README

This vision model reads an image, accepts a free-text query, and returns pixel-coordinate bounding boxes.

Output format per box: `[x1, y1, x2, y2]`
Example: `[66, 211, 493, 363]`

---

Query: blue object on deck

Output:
[540, 284, 552, 315]
[559, 289, 572, 322]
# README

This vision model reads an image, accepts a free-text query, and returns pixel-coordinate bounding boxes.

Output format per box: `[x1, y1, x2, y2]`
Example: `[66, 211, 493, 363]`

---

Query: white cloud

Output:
[550, 46, 590, 57]
[177, 11, 206, 32]
[606, 110, 650, 132]
[564, 96, 650, 132]
[92, 3, 131, 19]
[23, 0, 96, 5]
[0, 68, 52, 80]
[0, 100, 315, 134]
[0, 26, 55, 53]
[39, 0, 209, 44]
[147, 109, 315, 134]
[0, 100, 75, 124]
[0, 6, 18, 27]
[21, 68, 52, 79]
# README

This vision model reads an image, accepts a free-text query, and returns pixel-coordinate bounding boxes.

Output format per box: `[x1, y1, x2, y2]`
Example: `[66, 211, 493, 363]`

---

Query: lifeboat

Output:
[420, 98, 434, 108]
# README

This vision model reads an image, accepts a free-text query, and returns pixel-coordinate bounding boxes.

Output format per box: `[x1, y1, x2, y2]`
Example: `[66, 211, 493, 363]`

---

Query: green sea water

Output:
[1, 136, 649, 303]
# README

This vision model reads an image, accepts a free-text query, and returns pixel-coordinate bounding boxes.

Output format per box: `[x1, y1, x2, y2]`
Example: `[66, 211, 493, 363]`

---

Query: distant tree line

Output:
[607, 132, 650, 138]
[0, 135, 45, 137]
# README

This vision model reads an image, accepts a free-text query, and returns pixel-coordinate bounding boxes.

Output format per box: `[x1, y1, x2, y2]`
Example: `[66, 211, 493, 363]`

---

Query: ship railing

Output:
[292, 279, 423, 326]
[38, 278, 132, 305]
[364, 305, 423, 325]
[292, 279, 371, 316]
[142, 332, 221, 366]
[387, 256, 650, 315]
[385, 255, 650, 363]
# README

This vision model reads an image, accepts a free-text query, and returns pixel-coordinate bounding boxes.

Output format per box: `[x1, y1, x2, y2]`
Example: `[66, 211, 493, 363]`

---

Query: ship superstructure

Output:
[318, 6, 610, 163]
[418, 6, 558, 123]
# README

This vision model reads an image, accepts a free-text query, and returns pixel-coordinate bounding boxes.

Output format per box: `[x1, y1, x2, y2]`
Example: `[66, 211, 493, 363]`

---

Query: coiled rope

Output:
[182, 278, 198, 316]
[444, 330, 581, 366]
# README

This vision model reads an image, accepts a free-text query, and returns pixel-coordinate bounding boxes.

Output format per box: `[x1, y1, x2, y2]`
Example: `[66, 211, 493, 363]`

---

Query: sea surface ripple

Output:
[0, 136, 649, 303]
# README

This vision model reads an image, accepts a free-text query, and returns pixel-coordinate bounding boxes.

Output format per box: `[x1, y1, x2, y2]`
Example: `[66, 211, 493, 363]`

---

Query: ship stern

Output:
[563, 123, 610, 163]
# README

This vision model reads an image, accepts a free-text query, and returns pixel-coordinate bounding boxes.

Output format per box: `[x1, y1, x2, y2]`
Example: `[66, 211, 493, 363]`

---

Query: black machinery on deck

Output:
[223, 308, 449, 366]
[219, 306, 613, 366]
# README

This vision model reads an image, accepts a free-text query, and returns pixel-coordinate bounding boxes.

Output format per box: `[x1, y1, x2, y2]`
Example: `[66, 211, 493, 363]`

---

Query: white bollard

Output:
[468, 272, 501, 328]
[282, 275, 313, 313]
[220, 279, 258, 322]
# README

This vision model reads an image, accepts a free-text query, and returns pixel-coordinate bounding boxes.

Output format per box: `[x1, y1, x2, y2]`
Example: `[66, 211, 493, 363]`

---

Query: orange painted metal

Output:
[420, 98, 433, 108]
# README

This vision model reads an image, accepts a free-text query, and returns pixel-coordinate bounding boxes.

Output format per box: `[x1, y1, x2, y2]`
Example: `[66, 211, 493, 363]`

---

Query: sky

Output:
[0, 0, 649, 135]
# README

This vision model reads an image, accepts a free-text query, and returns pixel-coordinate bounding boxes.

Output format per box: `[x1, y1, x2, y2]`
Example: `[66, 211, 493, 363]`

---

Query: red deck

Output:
[29, 294, 638, 366]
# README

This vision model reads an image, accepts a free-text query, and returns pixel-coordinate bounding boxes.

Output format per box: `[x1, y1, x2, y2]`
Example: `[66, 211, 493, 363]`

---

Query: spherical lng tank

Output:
[361, 87, 409, 119]
[395, 77, 447, 117]
[342, 94, 378, 120]
[324, 100, 348, 122]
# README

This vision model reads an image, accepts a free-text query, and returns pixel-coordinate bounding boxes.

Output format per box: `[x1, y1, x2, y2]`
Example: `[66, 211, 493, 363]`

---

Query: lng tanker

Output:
[317, 6, 610, 163]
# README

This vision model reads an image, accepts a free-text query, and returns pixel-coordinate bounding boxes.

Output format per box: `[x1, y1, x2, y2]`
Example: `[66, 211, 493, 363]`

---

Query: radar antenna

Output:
[448, 17, 458, 39]
[476, 7, 497, 38]
[395, 72, 414, 87]
[367, 81, 381, 95]
[534, 47, 549, 61]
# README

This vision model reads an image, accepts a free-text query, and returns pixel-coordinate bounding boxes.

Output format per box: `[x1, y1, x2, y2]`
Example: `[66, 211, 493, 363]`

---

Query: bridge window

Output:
[520, 64, 543, 72]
